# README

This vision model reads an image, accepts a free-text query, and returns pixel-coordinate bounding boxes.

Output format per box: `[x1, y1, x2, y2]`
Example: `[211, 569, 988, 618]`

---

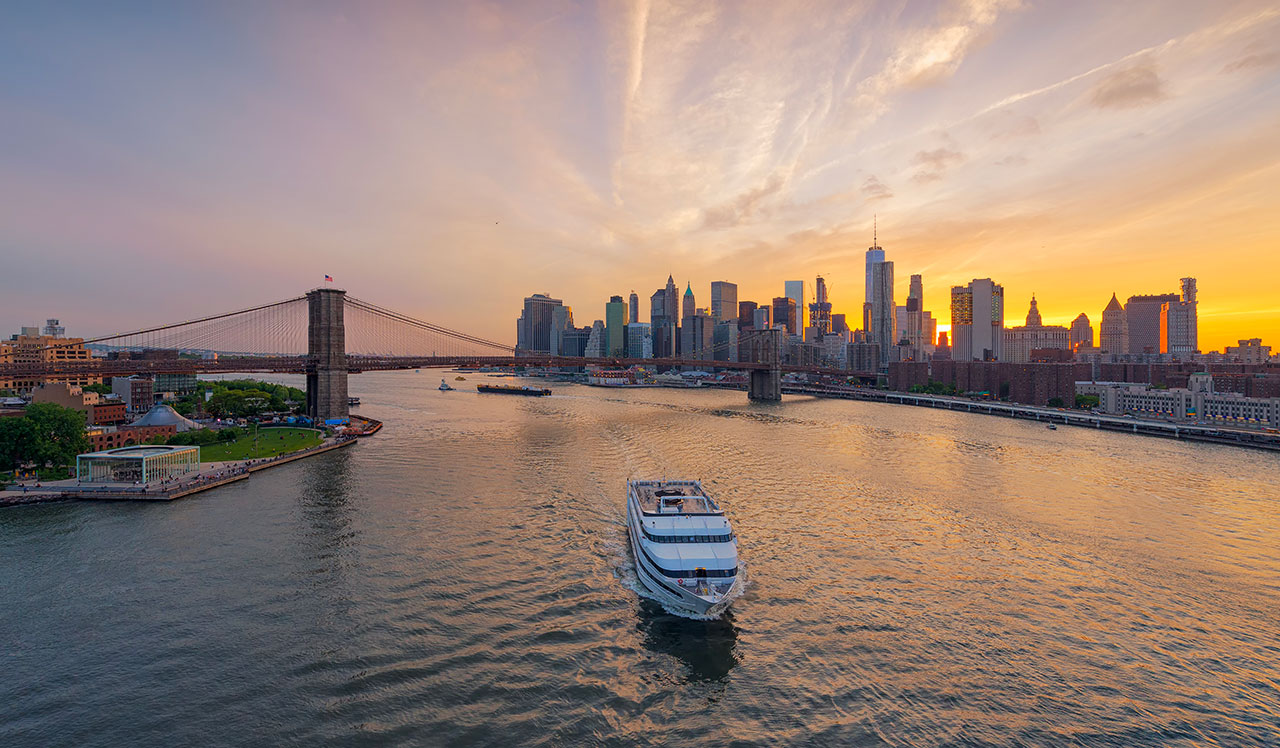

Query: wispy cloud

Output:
[1091, 60, 1166, 109]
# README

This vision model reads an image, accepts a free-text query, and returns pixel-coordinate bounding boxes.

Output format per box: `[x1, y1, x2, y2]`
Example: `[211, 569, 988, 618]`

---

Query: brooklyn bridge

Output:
[0, 289, 869, 421]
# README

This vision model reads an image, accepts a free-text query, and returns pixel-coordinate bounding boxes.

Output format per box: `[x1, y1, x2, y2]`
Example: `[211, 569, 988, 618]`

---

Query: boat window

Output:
[641, 527, 734, 544]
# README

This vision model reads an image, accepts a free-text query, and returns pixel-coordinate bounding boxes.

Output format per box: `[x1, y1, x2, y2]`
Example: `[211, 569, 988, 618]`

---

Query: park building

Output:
[76, 444, 200, 484]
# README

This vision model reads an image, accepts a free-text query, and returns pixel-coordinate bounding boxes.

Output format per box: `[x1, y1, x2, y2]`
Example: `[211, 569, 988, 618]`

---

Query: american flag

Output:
[324, 275, 333, 282]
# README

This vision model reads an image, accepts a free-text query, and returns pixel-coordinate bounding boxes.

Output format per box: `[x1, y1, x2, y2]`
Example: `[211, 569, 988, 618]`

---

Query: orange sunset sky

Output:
[1, 1, 1277, 351]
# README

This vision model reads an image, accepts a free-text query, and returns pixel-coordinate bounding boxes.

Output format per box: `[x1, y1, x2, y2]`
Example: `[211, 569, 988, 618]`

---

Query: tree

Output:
[23, 402, 90, 467]
[1047, 397, 1064, 408]
[1075, 394, 1100, 409]
[0, 417, 38, 470]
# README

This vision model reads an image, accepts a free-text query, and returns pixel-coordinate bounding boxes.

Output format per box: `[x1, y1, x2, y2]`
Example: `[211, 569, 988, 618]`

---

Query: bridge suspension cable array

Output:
[344, 296, 513, 358]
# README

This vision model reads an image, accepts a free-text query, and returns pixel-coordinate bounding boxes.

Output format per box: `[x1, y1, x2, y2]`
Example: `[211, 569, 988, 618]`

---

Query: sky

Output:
[1, 0, 1278, 351]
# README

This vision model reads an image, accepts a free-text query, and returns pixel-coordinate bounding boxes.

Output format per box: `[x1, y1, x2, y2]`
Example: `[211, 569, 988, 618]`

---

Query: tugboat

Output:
[476, 383, 551, 397]
[626, 480, 741, 618]
[439, 379, 454, 391]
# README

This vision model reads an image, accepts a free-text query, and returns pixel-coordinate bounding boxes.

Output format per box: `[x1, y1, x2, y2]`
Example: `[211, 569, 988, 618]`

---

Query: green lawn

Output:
[198, 427, 323, 462]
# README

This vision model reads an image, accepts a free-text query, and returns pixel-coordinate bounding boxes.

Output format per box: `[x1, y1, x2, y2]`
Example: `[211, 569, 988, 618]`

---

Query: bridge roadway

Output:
[0, 355, 871, 379]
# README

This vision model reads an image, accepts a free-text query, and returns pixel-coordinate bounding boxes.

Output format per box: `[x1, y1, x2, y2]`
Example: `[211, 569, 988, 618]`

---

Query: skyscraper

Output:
[626, 322, 652, 359]
[950, 278, 1004, 361]
[784, 280, 807, 332]
[772, 297, 797, 335]
[1100, 293, 1127, 353]
[550, 305, 573, 356]
[605, 295, 628, 357]
[1070, 313, 1093, 352]
[584, 320, 606, 358]
[682, 282, 696, 320]
[650, 287, 675, 358]
[738, 300, 758, 330]
[1125, 293, 1179, 354]
[664, 275, 679, 326]
[808, 276, 832, 336]
[518, 294, 564, 353]
[869, 261, 895, 364]
[896, 274, 933, 361]
[863, 232, 885, 332]
[1160, 277, 1198, 354]
[629, 291, 640, 325]
[710, 281, 738, 324]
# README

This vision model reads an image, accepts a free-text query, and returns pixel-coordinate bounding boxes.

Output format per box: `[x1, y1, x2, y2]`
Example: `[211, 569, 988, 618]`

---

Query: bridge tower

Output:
[306, 288, 348, 423]
[744, 328, 783, 402]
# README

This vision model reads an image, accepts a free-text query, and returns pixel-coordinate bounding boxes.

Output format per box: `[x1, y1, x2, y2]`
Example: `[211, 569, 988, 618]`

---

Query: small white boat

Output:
[626, 480, 741, 618]
[439, 379, 454, 391]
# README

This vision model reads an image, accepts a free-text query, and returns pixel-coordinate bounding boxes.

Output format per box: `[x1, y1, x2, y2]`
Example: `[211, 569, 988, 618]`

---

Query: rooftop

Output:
[79, 444, 199, 459]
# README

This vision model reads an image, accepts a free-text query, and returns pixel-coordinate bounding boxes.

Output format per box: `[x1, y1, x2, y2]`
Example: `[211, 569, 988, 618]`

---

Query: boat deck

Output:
[630, 480, 721, 515]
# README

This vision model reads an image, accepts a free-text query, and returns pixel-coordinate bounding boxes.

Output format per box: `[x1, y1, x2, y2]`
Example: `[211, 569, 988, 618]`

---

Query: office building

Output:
[785, 280, 807, 332]
[738, 301, 758, 330]
[711, 281, 738, 324]
[680, 310, 714, 361]
[772, 297, 797, 335]
[650, 287, 675, 358]
[664, 275, 679, 327]
[1160, 277, 1198, 354]
[550, 305, 573, 356]
[1003, 295, 1070, 364]
[561, 326, 592, 358]
[1070, 313, 1093, 352]
[626, 322, 653, 359]
[32, 382, 126, 425]
[753, 306, 772, 330]
[629, 291, 640, 325]
[584, 320, 606, 358]
[950, 278, 1004, 361]
[1100, 293, 1127, 354]
[112, 376, 155, 414]
[713, 321, 739, 362]
[1224, 339, 1271, 364]
[682, 282, 696, 321]
[517, 294, 564, 354]
[869, 261, 895, 366]
[1125, 293, 1179, 354]
[864, 238, 885, 331]
[605, 295, 629, 356]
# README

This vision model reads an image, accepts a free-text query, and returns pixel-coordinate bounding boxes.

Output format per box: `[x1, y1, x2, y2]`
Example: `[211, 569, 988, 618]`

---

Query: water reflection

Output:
[635, 599, 740, 683]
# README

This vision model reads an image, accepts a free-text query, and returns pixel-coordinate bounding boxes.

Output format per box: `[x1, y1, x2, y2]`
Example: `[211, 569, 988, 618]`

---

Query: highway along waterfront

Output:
[3, 370, 1278, 746]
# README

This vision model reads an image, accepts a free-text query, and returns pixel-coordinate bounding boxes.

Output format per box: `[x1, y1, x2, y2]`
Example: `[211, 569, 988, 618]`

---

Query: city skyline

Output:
[2, 2, 1279, 350]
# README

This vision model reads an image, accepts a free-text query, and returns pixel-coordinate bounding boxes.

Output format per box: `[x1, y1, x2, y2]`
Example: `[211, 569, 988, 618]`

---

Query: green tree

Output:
[1047, 397, 1064, 408]
[0, 416, 38, 469]
[23, 402, 90, 467]
[82, 383, 114, 395]
[1075, 394, 1100, 409]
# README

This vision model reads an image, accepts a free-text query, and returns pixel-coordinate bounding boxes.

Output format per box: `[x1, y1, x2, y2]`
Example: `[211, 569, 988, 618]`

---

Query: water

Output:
[3, 371, 1279, 747]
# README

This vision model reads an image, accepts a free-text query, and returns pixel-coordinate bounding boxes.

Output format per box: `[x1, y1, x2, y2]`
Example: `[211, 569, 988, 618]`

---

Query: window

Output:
[642, 527, 735, 544]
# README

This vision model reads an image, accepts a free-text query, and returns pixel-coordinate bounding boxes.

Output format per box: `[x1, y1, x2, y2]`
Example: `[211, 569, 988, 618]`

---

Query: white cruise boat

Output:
[626, 480, 741, 618]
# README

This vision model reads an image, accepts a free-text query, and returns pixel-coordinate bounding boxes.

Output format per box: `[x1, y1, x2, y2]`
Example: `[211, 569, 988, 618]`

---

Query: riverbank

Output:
[768, 383, 1280, 451]
[0, 436, 358, 507]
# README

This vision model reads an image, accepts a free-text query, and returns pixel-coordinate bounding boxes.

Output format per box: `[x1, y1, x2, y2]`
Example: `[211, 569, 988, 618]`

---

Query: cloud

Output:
[1091, 60, 1166, 109]
[1222, 46, 1280, 73]
[990, 112, 1040, 140]
[861, 175, 893, 200]
[911, 146, 964, 183]
[700, 173, 786, 229]
[995, 154, 1029, 167]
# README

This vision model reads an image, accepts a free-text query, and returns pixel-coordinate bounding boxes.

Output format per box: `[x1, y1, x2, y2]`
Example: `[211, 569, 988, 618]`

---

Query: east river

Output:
[3, 371, 1279, 747]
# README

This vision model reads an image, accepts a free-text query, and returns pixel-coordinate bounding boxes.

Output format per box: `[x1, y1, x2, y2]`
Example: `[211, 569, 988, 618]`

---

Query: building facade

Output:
[1100, 293, 1127, 354]
[518, 294, 564, 354]
[1003, 296, 1070, 364]
[710, 281, 738, 325]
[605, 295, 628, 357]
[1070, 313, 1093, 352]
[869, 261, 895, 367]
[784, 280, 807, 333]
[950, 278, 1004, 361]
[1125, 293, 1179, 354]
[772, 297, 797, 336]
[1159, 277, 1198, 354]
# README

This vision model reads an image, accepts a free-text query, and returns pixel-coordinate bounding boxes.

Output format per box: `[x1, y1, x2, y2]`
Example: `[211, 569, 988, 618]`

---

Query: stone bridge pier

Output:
[306, 288, 348, 423]
[743, 328, 783, 402]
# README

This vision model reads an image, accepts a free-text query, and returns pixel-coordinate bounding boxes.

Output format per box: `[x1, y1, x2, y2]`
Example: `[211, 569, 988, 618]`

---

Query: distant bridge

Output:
[2, 289, 870, 420]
